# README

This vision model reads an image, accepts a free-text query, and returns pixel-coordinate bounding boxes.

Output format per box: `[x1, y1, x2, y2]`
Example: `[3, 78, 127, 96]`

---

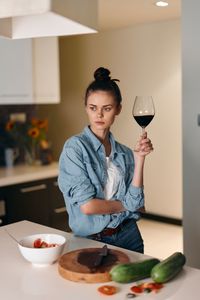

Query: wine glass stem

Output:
[142, 127, 146, 135]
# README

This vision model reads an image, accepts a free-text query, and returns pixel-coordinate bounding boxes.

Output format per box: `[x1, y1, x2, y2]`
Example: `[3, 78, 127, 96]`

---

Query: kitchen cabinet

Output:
[4, 177, 70, 231]
[32, 37, 60, 104]
[0, 37, 60, 104]
[48, 178, 70, 232]
[0, 39, 33, 104]
[0, 187, 7, 226]
[5, 178, 50, 226]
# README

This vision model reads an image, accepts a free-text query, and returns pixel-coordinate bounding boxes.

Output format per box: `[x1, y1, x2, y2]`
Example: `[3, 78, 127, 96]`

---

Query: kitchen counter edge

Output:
[0, 162, 59, 187]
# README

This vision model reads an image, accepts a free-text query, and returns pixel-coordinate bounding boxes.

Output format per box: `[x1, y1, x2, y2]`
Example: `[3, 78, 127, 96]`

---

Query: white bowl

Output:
[18, 233, 67, 266]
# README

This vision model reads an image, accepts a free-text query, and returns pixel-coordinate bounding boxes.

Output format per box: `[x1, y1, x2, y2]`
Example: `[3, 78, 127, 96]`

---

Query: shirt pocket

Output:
[84, 161, 104, 196]
[84, 161, 100, 182]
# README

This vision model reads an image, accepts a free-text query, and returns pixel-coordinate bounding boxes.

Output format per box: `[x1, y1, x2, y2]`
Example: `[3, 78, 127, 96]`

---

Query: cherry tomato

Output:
[33, 238, 42, 248]
[98, 285, 117, 295]
[130, 285, 143, 294]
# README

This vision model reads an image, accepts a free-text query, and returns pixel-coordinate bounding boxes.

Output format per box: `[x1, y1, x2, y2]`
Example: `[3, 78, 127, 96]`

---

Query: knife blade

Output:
[93, 244, 108, 267]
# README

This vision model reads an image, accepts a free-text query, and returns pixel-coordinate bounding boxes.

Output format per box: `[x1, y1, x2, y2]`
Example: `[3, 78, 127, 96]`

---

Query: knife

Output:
[93, 244, 108, 268]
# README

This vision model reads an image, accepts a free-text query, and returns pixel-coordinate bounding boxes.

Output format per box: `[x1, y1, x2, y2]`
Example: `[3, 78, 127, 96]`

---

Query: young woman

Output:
[58, 67, 153, 253]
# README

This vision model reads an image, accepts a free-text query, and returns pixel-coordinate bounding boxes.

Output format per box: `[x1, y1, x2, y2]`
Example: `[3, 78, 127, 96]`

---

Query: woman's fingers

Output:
[140, 141, 153, 150]
[141, 131, 147, 139]
[134, 134, 154, 155]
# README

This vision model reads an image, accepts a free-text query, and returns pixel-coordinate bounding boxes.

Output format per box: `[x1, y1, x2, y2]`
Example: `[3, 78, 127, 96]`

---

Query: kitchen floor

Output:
[138, 219, 183, 259]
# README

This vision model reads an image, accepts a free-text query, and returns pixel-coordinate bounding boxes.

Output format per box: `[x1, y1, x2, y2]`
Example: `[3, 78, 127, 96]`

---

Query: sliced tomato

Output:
[48, 243, 59, 247]
[98, 285, 117, 295]
[130, 285, 143, 294]
[33, 238, 42, 248]
[130, 282, 164, 296]
[40, 241, 49, 248]
[33, 239, 59, 248]
[145, 282, 163, 290]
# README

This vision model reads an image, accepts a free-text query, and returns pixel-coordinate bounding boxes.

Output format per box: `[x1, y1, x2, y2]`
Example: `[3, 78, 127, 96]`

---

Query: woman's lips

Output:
[95, 121, 105, 124]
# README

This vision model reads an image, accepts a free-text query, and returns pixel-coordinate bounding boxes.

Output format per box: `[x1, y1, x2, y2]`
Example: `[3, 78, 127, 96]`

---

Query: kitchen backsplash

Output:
[0, 104, 36, 123]
[0, 105, 37, 166]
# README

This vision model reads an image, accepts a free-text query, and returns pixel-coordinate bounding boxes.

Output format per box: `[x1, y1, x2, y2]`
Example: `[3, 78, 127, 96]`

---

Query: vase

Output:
[24, 146, 39, 166]
[5, 148, 19, 168]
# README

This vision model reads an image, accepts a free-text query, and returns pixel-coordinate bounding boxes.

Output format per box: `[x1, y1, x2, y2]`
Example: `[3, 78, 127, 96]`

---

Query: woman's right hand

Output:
[134, 131, 153, 157]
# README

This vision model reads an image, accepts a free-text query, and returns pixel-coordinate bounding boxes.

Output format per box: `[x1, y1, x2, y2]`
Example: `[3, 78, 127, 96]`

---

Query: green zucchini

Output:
[109, 258, 160, 283]
[151, 252, 186, 283]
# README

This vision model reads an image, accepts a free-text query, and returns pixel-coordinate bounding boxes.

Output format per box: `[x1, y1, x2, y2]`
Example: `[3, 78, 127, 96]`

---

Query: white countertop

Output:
[0, 162, 59, 187]
[1, 220, 200, 300]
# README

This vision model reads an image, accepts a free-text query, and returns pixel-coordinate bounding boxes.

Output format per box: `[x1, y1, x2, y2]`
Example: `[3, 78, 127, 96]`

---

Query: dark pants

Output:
[87, 219, 144, 253]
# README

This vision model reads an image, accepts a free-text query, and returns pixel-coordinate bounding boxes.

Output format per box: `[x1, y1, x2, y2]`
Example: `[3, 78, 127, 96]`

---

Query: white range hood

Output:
[0, 0, 98, 39]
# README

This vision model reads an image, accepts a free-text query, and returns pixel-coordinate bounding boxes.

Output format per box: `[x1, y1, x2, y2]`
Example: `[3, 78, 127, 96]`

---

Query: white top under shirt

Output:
[104, 157, 122, 200]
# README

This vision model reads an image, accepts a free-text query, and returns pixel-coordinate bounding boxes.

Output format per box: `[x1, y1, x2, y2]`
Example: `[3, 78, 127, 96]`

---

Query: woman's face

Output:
[85, 91, 121, 133]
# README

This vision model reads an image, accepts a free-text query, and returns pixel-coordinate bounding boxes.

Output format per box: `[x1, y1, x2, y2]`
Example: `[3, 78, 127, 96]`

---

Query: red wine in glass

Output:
[132, 96, 155, 134]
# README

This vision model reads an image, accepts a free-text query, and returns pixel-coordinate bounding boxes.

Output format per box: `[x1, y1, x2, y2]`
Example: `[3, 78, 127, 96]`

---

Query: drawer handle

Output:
[0, 200, 6, 216]
[53, 181, 58, 187]
[54, 207, 66, 214]
[20, 184, 47, 193]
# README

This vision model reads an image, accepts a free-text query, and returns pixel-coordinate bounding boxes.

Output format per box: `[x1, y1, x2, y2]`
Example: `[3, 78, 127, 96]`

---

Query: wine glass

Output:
[132, 96, 155, 134]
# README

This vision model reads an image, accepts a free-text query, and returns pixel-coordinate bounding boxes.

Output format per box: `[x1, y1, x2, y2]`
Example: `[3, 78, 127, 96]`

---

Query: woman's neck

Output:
[89, 126, 109, 141]
[89, 126, 111, 156]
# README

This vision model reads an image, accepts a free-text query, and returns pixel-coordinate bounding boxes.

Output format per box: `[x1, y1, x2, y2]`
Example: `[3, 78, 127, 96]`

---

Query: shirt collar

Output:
[83, 126, 102, 151]
[83, 126, 125, 156]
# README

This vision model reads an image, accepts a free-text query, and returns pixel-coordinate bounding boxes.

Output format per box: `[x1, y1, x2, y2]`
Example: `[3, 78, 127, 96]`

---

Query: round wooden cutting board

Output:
[58, 247, 130, 283]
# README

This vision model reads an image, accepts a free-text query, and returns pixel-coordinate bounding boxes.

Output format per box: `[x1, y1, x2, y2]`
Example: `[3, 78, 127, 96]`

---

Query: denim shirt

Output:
[58, 126, 144, 236]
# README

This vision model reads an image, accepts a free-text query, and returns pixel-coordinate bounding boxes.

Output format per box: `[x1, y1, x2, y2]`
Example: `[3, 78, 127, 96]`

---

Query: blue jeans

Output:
[88, 219, 144, 253]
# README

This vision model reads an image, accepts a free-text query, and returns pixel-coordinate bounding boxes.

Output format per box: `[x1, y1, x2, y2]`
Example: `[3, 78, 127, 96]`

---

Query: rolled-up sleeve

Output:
[58, 141, 96, 206]
[121, 185, 144, 212]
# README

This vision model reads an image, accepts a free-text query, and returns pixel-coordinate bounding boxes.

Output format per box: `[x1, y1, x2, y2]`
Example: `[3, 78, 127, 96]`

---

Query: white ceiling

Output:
[98, 0, 181, 31]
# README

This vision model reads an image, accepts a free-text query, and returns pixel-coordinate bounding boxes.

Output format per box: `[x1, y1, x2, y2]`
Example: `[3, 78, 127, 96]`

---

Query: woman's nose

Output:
[97, 110, 103, 117]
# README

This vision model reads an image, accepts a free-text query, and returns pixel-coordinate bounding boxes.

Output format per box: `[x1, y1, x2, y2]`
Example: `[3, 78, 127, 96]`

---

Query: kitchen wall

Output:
[38, 19, 182, 220]
[182, 0, 200, 268]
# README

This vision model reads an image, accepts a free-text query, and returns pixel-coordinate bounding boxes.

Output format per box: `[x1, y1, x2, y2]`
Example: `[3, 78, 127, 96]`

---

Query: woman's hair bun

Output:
[94, 67, 111, 81]
[85, 67, 122, 105]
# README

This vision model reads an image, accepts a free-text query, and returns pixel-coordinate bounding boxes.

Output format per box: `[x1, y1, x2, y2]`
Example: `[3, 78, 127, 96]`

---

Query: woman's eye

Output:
[90, 107, 96, 111]
[88, 106, 112, 112]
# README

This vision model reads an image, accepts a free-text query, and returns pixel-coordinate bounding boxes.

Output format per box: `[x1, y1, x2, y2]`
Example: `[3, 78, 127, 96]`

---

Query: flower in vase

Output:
[28, 127, 40, 138]
[5, 117, 50, 164]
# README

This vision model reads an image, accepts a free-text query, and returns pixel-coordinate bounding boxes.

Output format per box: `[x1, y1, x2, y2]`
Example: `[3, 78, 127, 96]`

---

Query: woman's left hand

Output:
[134, 132, 153, 157]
